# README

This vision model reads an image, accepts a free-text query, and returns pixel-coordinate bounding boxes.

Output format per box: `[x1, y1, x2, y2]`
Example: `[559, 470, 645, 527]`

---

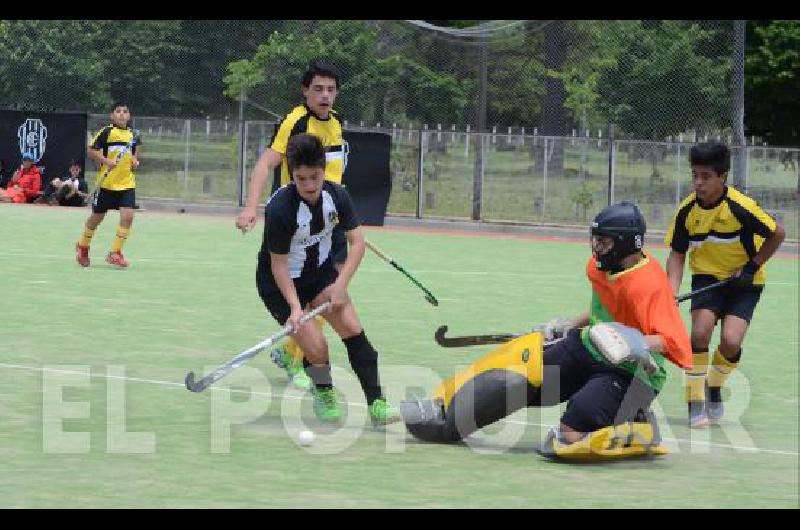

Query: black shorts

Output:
[690, 274, 763, 323]
[532, 330, 657, 434]
[92, 188, 136, 213]
[331, 225, 347, 265]
[257, 265, 338, 325]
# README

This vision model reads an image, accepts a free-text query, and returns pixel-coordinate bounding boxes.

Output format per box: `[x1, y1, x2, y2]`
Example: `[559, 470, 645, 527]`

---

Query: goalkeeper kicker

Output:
[401, 202, 693, 461]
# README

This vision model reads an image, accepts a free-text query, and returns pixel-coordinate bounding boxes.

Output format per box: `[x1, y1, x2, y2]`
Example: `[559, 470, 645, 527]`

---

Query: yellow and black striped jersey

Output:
[270, 104, 345, 185]
[88, 124, 140, 190]
[664, 186, 777, 285]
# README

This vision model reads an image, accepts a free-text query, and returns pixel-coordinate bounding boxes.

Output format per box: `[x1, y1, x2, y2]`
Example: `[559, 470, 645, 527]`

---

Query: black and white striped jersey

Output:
[257, 181, 359, 291]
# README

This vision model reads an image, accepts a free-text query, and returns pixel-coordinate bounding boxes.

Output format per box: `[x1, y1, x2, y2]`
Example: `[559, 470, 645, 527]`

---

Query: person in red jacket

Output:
[0, 152, 42, 203]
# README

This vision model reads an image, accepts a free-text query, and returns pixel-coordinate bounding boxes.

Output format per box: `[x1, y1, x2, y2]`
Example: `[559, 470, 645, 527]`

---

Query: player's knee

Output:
[719, 332, 744, 355]
[300, 333, 329, 364]
[690, 329, 713, 350]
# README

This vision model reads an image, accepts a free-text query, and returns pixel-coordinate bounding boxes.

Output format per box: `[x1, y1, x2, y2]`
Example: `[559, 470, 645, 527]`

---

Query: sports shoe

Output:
[706, 386, 724, 423]
[270, 347, 312, 391]
[312, 387, 342, 422]
[106, 251, 129, 268]
[75, 243, 90, 267]
[368, 397, 401, 426]
[688, 401, 709, 429]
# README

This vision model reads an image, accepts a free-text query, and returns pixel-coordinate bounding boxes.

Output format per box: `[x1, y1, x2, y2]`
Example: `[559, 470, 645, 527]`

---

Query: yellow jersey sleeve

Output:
[270, 106, 306, 155]
[727, 189, 777, 238]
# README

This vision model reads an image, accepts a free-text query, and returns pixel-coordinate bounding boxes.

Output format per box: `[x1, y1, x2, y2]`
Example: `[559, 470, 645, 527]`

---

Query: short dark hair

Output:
[286, 133, 326, 173]
[68, 159, 81, 168]
[301, 61, 340, 89]
[111, 101, 130, 112]
[689, 141, 730, 175]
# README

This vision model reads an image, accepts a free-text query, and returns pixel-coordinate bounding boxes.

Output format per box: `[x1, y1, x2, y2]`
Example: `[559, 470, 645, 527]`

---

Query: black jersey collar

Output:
[303, 102, 332, 122]
[697, 185, 728, 210]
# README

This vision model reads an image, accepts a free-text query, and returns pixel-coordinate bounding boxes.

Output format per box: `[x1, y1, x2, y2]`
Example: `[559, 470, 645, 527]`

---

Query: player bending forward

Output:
[256, 133, 400, 425]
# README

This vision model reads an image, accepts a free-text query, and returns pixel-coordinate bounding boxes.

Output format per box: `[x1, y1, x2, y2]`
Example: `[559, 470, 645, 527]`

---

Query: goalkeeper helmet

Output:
[590, 202, 646, 272]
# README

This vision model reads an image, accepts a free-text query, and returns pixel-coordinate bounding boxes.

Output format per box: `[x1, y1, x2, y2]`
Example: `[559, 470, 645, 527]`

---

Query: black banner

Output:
[271, 131, 392, 226]
[0, 110, 88, 185]
[341, 132, 391, 226]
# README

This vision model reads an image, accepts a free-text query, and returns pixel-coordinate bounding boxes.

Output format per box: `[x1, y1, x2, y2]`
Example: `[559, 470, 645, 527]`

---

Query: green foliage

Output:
[223, 20, 471, 125]
[745, 20, 800, 145]
[595, 21, 731, 139]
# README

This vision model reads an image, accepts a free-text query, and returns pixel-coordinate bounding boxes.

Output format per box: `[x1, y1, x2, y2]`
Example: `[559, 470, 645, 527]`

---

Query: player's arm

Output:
[664, 205, 691, 295]
[749, 223, 785, 269]
[327, 226, 366, 309]
[87, 147, 113, 168]
[131, 143, 141, 169]
[270, 252, 304, 333]
[236, 148, 283, 233]
[666, 251, 686, 296]
[88, 127, 115, 168]
[325, 186, 365, 309]
[730, 201, 786, 285]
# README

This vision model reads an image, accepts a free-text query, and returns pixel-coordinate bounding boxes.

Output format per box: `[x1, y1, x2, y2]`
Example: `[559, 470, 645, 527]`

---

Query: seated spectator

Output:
[0, 160, 8, 188]
[0, 152, 42, 204]
[39, 160, 89, 206]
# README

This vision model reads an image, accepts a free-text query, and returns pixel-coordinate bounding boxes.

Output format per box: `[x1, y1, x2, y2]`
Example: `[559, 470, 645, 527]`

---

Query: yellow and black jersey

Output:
[89, 124, 140, 190]
[665, 186, 777, 285]
[270, 104, 346, 185]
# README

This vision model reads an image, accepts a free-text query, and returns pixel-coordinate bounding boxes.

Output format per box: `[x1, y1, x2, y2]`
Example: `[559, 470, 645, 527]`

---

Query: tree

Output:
[745, 20, 800, 146]
[224, 20, 472, 126]
[0, 21, 111, 111]
[595, 20, 731, 140]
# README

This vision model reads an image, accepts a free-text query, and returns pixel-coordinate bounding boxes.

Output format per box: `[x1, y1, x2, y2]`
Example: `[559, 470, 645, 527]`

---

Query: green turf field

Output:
[1, 205, 797, 508]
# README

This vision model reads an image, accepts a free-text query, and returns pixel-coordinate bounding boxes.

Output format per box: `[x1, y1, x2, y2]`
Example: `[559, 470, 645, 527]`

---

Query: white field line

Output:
[1, 362, 796, 457]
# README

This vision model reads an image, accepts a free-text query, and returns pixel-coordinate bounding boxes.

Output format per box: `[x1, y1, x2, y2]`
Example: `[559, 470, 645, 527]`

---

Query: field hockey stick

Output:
[185, 301, 331, 393]
[434, 324, 564, 348]
[91, 130, 141, 204]
[675, 278, 734, 303]
[364, 240, 439, 306]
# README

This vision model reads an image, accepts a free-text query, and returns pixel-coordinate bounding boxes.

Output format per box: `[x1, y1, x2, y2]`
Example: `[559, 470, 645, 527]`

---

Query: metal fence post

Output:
[416, 129, 425, 219]
[607, 123, 615, 206]
[184, 119, 191, 196]
[237, 92, 246, 207]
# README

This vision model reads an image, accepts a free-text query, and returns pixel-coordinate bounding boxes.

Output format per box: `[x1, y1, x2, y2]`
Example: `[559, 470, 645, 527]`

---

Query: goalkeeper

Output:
[402, 202, 692, 460]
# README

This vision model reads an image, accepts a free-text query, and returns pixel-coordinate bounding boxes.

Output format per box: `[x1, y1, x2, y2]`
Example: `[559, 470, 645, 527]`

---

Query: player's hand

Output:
[542, 317, 573, 341]
[729, 260, 759, 289]
[131, 156, 140, 169]
[323, 282, 349, 311]
[235, 208, 258, 233]
[286, 305, 304, 335]
[105, 158, 117, 169]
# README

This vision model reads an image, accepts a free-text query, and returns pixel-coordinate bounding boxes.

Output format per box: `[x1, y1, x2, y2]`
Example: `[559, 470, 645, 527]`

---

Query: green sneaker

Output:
[368, 398, 401, 426]
[270, 347, 311, 391]
[312, 387, 342, 422]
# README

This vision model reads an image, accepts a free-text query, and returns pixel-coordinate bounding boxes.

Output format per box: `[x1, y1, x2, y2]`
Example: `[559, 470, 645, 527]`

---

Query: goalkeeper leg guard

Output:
[537, 419, 668, 462]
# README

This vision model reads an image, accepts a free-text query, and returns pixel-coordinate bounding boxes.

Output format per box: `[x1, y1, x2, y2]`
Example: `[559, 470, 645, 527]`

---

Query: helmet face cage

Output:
[590, 202, 646, 272]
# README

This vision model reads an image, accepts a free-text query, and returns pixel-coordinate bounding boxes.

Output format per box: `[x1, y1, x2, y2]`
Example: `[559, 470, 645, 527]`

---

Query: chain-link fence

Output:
[89, 113, 798, 239]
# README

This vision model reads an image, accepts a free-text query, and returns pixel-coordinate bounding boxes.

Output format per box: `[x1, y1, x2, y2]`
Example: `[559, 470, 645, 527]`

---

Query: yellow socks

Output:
[707, 348, 740, 389]
[685, 350, 710, 402]
[78, 227, 96, 248]
[111, 226, 130, 253]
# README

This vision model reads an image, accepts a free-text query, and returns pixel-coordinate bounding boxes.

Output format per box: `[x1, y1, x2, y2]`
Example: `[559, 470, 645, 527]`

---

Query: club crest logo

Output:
[18, 118, 48, 162]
